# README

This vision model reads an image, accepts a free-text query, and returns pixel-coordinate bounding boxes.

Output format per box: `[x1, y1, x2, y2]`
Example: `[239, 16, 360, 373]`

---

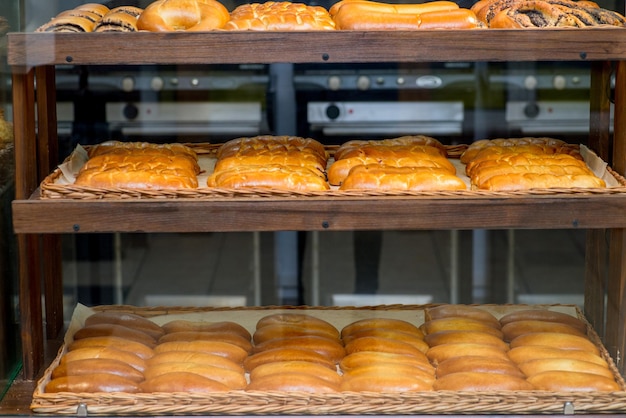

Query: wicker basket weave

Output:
[31, 304, 626, 416]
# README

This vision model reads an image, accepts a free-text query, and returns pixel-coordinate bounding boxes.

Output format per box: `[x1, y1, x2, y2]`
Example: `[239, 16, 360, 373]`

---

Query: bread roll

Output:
[67, 336, 155, 360]
[256, 313, 338, 335]
[157, 331, 252, 353]
[499, 309, 587, 333]
[424, 330, 509, 351]
[329, 0, 459, 17]
[344, 336, 430, 359]
[36, 15, 96, 32]
[140, 372, 230, 393]
[420, 317, 504, 339]
[507, 345, 608, 367]
[249, 360, 342, 386]
[72, 323, 157, 348]
[147, 351, 245, 373]
[425, 305, 501, 328]
[333, 135, 447, 161]
[517, 357, 614, 379]
[136, 0, 230, 31]
[217, 136, 327, 162]
[342, 328, 429, 353]
[244, 347, 337, 372]
[61, 347, 147, 373]
[246, 372, 339, 392]
[94, 8, 141, 32]
[460, 137, 573, 164]
[340, 374, 433, 392]
[214, 152, 326, 175]
[45, 374, 141, 393]
[435, 356, 525, 379]
[224, 2, 336, 30]
[339, 165, 466, 192]
[85, 311, 165, 340]
[253, 323, 340, 344]
[251, 335, 346, 364]
[341, 318, 423, 338]
[161, 320, 251, 340]
[509, 332, 600, 355]
[207, 164, 330, 191]
[339, 351, 435, 375]
[501, 320, 587, 342]
[433, 371, 534, 391]
[154, 340, 249, 364]
[527, 370, 621, 392]
[143, 362, 247, 389]
[342, 363, 435, 386]
[426, 343, 511, 366]
[51, 358, 145, 383]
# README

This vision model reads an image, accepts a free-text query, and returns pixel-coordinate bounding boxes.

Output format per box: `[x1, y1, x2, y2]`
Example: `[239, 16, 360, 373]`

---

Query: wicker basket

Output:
[31, 304, 626, 415]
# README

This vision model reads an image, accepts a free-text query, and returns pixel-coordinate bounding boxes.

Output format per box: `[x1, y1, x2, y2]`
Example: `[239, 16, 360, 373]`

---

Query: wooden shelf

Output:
[8, 29, 626, 66]
[12, 190, 626, 233]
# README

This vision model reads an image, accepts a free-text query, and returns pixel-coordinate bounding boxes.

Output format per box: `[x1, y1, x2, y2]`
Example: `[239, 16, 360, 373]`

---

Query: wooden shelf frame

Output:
[6, 31, 626, 401]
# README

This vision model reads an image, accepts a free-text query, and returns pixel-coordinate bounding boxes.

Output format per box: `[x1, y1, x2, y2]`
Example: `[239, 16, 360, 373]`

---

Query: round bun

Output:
[137, 0, 230, 31]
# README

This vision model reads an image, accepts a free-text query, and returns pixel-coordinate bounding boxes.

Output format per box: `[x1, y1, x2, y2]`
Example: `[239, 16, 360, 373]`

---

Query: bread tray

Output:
[39, 142, 626, 200]
[31, 303, 626, 415]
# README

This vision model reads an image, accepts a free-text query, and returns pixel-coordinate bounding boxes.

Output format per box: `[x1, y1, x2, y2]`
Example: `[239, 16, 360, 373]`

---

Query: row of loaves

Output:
[37, 0, 625, 32]
[45, 307, 621, 393]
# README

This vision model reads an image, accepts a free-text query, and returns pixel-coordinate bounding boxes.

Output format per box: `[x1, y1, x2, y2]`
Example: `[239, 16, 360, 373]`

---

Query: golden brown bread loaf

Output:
[466, 152, 589, 178]
[252, 335, 346, 364]
[250, 360, 342, 386]
[420, 317, 504, 339]
[339, 351, 435, 374]
[161, 320, 252, 340]
[425, 304, 501, 328]
[424, 330, 509, 351]
[157, 331, 253, 352]
[253, 323, 340, 344]
[67, 336, 155, 361]
[147, 350, 245, 372]
[435, 355, 525, 379]
[433, 371, 535, 391]
[340, 373, 433, 392]
[72, 323, 158, 348]
[143, 362, 247, 389]
[45, 374, 142, 393]
[224, 1, 336, 30]
[243, 347, 337, 371]
[213, 152, 327, 175]
[246, 372, 340, 392]
[51, 358, 145, 383]
[479, 173, 605, 191]
[426, 343, 511, 366]
[509, 332, 600, 355]
[61, 346, 148, 373]
[257, 313, 338, 334]
[341, 317, 423, 338]
[339, 165, 466, 191]
[207, 164, 330, 191]
[501, 319, 587, 342]
[342, 328, 429, 353]
[471, 163, 595, 189]
[333, 135, 447, 161]
[84, 311, 165, 340]
[137, 0, 230, 31]
[342, 363, 436, 386]
[527, 370, 621, 392]
[36, 3, 110, 32]
[140, 371, 230, 392]
[460, 137, 577, 164]
[506, 345, 608, 367]
[517, 358, 615, 380]
[499, 309, 587, 333]
[217, 136, 327, 161]
[94, 7, 143, 32]
[344, 335, 430, 358]
[154, 340, 249, 364]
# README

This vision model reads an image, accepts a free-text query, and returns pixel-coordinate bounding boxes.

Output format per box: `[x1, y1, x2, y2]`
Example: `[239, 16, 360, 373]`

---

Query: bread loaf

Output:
[224, 2, 336, 30]
[147, 350, 245, 373]
[257, 313, 338, 335]
[207, 164, 330, 191]
[339, 351, 435, 374]
[506, 345, 608, 367]
[527, 370, 621, 392]
[338, 165, 466, 192]
[425, 305, 501, 328]
[424, 330, 509, 351]
[61, 346, 147, 373]
[85, 311, 165, 340]
[161, 320, 252, 340]
[217, 136, 327, 161]
[51, 358, 145, 383]
[154, 340, 249, 364]
[435, 355, 525, 379]
[253, 323, 340, 344]
[501, 320, 587, 342]
[333, 135, 447, 161]
[340, 374, 433, 392]
[342, 328, 429, 353]
[157, 331, 253, 353]
[460, 137, 574, 163]
[140, 371, 230, 393]
[342, 363, 436, 386]
[251, 335, 346, 364]
[344, 336, 429, 358]
[420, 317, 504, 339]
[517, 358, 615, 379]
[94, 7, 143, 32]
[341, 317, 423, 338]
[246, 372, 339, 392]
[499, 309, 587, 333]
[243, 347, 337, 372]
[509, 332, 600, 355]
[67, 336, 155, 360]
[249, 360, 342, 386]
[72, 323, 158, 348]
[426, 343, 511, 366]
[433, 371, 534, 391]
[45, 374, 141, 393]
[143, 362, 247, 389]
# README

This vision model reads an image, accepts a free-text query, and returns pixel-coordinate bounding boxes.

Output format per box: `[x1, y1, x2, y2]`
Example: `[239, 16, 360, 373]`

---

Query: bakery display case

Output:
[4, 0, 626, 415]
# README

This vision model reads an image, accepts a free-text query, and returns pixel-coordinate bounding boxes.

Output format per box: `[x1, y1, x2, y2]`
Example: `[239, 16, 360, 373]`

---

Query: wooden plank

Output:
[8, 30, 626, 66]
[12, 194, 626, 233]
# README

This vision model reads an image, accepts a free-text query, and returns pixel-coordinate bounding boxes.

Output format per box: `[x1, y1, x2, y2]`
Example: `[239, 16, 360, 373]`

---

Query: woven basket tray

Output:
[31, 304, 626, 415]
[40, 143, 626, 200]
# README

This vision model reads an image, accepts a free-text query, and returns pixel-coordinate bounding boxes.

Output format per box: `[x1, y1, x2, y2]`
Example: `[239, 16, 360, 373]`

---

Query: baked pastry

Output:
[224, 2, 336, 30]
[207, 164, 330, 191]
[137, 0, 230, 31]
[334, 135, 447, 160]
[460, 137, 578, 164]
[339, 165, 466, 191]
[94, 7, 143, 32]
[36, 3, 110, 32]
[433, 371, 534, 391]
[425, 304, 501, 328]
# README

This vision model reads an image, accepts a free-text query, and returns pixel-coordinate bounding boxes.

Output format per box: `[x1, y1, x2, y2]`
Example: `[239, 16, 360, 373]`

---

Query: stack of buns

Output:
[329, 0, 482, 30]
[501, 309, 620, 392]
[37, 4, 143, 32]
[74, 141, 200, 190]
[339, 318, 434, 391]
[224, 1, 336, 30]
[421, 305, 533, 391]
[208, 135, 330, 191]
[471, 0, 626, 28]
[461, 138, 606, 191]
[246, 313, 343, 392]
[330, 135, 466, 191]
